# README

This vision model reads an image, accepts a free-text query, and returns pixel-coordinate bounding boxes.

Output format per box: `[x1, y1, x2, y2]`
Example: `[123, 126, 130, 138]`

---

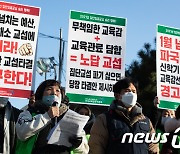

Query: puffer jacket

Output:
[88, 100, 159, 154]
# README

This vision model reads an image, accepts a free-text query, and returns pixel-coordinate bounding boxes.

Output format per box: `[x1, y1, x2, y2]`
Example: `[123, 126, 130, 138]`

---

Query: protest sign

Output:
[156, 24, 180, 110]
[0, 1, 40, 98]
[66, 10, 126, 106]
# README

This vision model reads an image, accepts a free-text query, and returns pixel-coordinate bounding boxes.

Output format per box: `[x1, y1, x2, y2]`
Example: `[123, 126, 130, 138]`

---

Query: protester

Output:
[0, 97, 21, 154]
[149, 96, 175, 132]
[151, 97, 175, 130]
[88, 77, 159, 154]
[15, 79, 89, 154]
[74, 104, 96, 135]
[69, 104, 94, 154]
[164, 105, 180, 133]
[157, 109, 175, 151]
[145, 96, 176, 152]
[161, 109, 175, 127]
[160, 105, 180, 154]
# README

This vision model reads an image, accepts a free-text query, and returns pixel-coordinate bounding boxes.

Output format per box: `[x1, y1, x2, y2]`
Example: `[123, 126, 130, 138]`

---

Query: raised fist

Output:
[18, 43, 33, 56]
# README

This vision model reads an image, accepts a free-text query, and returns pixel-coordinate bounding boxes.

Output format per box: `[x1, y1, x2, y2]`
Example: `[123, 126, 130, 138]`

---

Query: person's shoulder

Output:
[12, 105, 22, 113]
[7, 102, 22, 120]
[144, 115, 152, 122]
[7, 102, 21, 112]
[138, 114, 151, 124]
[95, 113, 107, 122]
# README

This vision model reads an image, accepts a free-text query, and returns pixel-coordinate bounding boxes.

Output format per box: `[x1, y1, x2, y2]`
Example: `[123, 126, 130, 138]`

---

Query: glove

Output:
[69, 136, 82, 149]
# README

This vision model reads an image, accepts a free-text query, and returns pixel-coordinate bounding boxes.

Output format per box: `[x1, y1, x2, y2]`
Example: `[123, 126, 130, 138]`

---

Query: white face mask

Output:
[161, 116, 172, 126]
[121, 92, 137, 108]
[42, 95, 61, 107]
[0, 97, 9, 108]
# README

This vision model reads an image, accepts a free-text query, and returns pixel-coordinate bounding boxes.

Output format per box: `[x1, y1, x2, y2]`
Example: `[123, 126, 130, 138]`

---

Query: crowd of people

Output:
[0, 77, 179, 154]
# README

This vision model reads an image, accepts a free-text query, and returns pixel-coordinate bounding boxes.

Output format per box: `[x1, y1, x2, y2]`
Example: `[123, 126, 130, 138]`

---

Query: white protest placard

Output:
[48, 109, 89, 147]
[156, 24, 180, 110]
[0, 1, 40, 98]
[66, 11, 127, 106]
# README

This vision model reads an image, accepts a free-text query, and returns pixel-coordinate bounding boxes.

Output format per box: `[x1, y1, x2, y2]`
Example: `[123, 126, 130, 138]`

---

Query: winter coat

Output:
[15, 101, 89, 154]
[0, 102, 21, 154]
[88, 101, 159, 154]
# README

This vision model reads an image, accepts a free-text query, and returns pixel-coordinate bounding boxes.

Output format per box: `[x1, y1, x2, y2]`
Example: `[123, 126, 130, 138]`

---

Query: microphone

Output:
[52, 101, 58, 107]
[52, 101, 58, 125]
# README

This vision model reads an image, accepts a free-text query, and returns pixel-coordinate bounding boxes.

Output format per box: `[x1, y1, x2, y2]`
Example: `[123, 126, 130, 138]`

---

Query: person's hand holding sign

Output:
[18, 43, 33, 56]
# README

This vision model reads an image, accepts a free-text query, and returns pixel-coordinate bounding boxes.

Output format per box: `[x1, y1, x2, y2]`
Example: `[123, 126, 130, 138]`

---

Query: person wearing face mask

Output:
[0, 97, 21, 154]
[88, 77, 159, 154]
[15, 79, 89, 154]
[161, 109, 175, 127]
[156, 108, 175, 152]
[74, 105, 96, 136]
[160, 105, 180, 154]
[70, 105, 95, 154]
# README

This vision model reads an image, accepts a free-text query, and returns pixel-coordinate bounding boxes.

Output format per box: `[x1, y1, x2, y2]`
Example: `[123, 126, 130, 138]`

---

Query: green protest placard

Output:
[66, 11, 127, 106]
[156, 25, 180, 110]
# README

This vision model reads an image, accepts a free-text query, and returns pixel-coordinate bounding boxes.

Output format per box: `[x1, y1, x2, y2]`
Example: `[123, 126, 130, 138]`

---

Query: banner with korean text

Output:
[156, 25, 180, 110]
[0, 1, 40, 98]
[66, 11, 126, 106]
